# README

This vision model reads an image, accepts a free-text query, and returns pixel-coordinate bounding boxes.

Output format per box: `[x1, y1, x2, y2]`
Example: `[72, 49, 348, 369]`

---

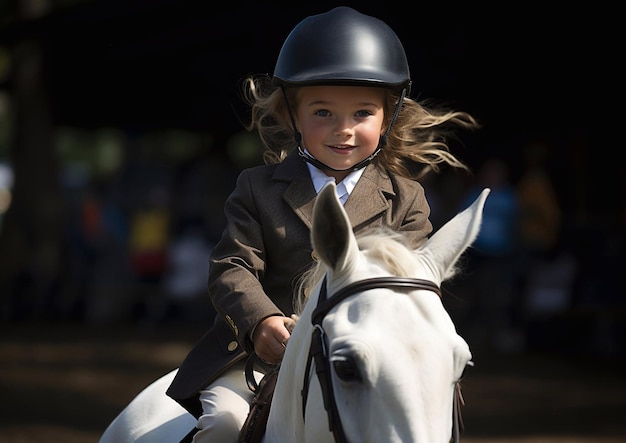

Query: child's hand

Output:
[253, 315, 294, 365]
[285, 314, 299, 334]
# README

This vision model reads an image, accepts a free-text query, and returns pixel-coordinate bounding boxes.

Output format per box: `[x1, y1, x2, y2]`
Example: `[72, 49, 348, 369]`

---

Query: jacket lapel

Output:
[273, 151, 318, 228]
[344, 165, 393, 228]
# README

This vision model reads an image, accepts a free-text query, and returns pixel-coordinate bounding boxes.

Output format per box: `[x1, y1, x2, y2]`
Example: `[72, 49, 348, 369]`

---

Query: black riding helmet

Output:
[273, 6, 411, 93]
[273, 7, 411, 172]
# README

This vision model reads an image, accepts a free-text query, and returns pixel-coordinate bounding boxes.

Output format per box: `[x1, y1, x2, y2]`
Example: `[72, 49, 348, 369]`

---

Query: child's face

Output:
[295, 85, 385, 180]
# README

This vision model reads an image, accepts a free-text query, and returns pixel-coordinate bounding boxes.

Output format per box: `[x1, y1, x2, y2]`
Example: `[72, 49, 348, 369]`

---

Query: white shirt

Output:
[306, 155, 365, 205]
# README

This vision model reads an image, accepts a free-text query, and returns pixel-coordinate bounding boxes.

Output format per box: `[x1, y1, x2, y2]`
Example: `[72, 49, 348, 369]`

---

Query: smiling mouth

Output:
[329, 145, 355, 150]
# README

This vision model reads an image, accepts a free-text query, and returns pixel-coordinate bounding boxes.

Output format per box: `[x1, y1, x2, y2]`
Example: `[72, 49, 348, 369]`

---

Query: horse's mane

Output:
[294, 227, 425, 315]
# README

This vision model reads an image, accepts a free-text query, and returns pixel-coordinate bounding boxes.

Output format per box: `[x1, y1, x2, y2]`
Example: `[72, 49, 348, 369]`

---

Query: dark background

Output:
[0, 1, 624, 441]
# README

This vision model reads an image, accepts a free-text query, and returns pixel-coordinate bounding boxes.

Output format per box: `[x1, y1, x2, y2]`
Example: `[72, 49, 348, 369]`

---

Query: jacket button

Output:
[227, 341, 238, 352]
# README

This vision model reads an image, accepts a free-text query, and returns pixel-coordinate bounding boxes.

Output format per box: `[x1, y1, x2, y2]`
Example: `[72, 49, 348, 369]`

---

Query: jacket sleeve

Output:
[393, 178, 433, 249]
[208, 169, 283, 354]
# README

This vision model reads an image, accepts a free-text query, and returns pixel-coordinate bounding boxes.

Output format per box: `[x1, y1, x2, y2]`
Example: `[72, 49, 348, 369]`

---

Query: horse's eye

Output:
[332, 356, 362, 382]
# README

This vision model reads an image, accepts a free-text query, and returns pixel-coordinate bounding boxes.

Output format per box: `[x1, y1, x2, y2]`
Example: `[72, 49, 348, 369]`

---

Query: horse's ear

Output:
[423, 188, 490, 280]
[311, 182, 359, 273]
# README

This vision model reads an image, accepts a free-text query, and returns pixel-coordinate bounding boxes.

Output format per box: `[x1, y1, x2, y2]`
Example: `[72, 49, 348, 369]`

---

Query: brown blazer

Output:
[166, 150, 432, 417]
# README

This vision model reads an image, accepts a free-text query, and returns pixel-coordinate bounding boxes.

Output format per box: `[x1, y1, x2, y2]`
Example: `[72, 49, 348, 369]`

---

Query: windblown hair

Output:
[293, 227, 447, 315]
[241, 74, 479, 180]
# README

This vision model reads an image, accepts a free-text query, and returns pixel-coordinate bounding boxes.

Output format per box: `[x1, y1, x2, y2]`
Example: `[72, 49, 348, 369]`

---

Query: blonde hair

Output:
[241, 74, 479, 180]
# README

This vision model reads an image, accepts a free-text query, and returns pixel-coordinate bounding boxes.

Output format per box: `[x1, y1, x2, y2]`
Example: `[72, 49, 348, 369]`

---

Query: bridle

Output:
[301, 276, 465, 443]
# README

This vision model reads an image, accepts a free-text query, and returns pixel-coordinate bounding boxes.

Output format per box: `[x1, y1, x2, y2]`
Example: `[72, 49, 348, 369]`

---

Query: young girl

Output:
[167, 6, 478, 442]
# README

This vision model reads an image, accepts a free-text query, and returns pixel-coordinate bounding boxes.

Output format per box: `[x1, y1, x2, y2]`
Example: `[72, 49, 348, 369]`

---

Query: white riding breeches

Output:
[192, 360, 254, 443]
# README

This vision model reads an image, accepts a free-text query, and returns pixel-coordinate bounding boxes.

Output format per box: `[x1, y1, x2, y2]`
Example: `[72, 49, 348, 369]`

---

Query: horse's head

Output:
[267, 183, 490, 443]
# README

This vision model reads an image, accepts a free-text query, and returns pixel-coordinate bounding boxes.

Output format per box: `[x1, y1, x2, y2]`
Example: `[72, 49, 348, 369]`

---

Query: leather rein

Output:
[301, 276, 465, 443]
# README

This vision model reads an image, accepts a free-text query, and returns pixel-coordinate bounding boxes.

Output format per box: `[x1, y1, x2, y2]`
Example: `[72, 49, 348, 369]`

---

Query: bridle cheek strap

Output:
[315, 325, 349, 443]
[301, 324, 349, 443]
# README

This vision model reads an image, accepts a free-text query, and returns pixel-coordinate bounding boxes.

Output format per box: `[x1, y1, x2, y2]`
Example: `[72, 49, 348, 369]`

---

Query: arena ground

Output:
[1, 321, 624, 443]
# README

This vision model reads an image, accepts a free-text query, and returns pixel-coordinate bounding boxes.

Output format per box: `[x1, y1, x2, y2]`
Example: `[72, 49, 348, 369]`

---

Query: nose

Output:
[334, 117, 353, 136]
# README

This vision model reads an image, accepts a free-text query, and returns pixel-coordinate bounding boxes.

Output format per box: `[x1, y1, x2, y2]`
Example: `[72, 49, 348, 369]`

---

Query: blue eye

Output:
[314, 109, 331, 117]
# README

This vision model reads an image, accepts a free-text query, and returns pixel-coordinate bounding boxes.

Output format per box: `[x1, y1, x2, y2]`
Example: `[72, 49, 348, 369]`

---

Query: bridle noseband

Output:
[301, 276, 464, 443]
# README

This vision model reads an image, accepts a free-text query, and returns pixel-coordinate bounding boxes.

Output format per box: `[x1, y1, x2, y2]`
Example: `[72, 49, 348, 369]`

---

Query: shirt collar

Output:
[305, 150, 365, 204]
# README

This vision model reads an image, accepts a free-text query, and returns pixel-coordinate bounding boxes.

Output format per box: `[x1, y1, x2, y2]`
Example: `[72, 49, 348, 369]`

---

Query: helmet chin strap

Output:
[297, 144, 382, 173]
[281, 85, 407, 174]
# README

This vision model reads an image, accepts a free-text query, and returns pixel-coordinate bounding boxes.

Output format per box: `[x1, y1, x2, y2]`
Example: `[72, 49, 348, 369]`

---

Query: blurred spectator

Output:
[516, 140, 561, 256]
[467, 159, 520, 256]
[69, 179, 133, 324]
[515, 140, 578, 352]
[456, 158, 524, 352]
[162, 219, 215, 322]
[128, 188, 170, 281]
[127, 185, 171, 323]
[515, 140, 575, 315]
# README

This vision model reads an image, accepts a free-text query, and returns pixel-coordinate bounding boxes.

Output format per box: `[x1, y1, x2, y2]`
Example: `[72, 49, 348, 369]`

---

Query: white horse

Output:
[100, 183, 490, 443]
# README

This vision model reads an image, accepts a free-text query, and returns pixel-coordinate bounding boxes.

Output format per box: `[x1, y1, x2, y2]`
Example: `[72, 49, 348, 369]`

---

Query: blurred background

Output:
[0, 1, 624, 442]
